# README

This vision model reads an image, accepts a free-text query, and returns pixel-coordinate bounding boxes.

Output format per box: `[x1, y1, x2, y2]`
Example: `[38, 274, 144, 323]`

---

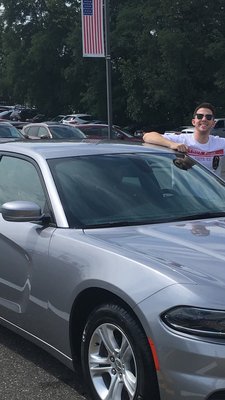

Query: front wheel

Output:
[81, 303, 160, 400]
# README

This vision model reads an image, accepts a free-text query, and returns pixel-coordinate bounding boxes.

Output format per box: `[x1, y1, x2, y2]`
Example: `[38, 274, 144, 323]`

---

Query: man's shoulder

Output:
[209, 134, 225, 139]
[209, 134, 225, 143]
[209, 135, 225, 150]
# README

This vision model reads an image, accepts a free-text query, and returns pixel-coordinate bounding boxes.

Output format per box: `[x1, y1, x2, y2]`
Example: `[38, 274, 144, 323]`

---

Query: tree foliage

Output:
[0, 0, 225, 129]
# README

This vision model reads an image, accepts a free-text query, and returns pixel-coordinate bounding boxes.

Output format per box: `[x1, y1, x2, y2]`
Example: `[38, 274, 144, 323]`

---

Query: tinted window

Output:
[0, 125, 21, 138]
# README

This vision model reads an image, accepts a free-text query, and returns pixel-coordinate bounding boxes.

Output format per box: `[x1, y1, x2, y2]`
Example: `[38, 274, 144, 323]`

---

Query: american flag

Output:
[81, 0, 105, 57]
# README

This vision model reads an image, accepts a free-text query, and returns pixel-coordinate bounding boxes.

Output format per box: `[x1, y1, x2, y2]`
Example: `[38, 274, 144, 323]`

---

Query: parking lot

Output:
[0, 325, 88, 400]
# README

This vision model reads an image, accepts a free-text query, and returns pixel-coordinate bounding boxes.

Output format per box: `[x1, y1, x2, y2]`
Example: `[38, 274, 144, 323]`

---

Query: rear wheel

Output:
[81, 303, 160, 400]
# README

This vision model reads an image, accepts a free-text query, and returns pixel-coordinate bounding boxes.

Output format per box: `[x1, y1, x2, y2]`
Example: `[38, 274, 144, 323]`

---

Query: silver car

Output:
[22, 122, 86, 140]
[1, 141, 225, 400]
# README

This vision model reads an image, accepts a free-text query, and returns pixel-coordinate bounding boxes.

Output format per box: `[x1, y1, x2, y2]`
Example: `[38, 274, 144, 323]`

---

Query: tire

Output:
[81, 303, 160, 400]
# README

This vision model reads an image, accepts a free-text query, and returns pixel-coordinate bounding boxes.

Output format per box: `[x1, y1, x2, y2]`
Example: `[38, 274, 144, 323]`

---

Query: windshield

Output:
[48, 152, 225, 228]
[0, 125, 22, 138]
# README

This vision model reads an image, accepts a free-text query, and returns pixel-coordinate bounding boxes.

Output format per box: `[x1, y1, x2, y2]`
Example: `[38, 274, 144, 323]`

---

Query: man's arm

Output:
[143, 131, 189, 152]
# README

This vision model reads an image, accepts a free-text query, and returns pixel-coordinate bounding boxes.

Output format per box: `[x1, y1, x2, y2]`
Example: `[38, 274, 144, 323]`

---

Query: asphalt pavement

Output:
[0, 325, 89, 400]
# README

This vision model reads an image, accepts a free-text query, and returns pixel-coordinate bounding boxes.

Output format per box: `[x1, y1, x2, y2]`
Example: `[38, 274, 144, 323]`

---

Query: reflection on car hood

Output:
[86, 218, 225, 285]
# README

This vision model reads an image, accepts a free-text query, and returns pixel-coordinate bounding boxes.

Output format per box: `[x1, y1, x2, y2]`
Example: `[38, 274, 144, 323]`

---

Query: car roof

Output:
[63, 114, 93, 117]
[0, 140, 174, 160]
[24, 122, 72, 127]
[76, 123, 108, 127]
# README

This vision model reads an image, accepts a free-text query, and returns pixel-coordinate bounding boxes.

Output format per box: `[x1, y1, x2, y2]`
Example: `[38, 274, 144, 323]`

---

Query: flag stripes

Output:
[81, 0, 105, 57]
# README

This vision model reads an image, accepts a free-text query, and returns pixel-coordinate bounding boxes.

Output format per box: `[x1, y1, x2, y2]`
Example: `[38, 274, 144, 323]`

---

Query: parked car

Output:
[10, 108, 42, 122]
[181, 127, 195, 134]
[48, 114, 66, 123]
[0, 107, 44, 122]
[62, 113, 96, 124]
[22, 122, 86, 140]
[75, 123, 143, 141]
[164, 126, 194, 135]
[0, 121, 24, 141]
[0, 105, 14, 112]
[1, 140, 225, 399]
[0, 109, 15, 120]
[211, 118, 225, 137]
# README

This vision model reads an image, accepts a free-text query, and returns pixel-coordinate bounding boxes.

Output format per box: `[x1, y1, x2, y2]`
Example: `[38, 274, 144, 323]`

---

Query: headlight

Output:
[161, 306, 225, 338]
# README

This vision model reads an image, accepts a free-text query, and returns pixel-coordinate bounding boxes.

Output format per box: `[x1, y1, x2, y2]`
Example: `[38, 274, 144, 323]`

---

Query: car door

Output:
[0, 154, 55, 334]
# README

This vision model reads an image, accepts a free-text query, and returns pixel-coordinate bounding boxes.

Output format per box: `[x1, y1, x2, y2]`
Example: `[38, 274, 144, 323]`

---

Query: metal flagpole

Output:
[104, 0, 113, 139]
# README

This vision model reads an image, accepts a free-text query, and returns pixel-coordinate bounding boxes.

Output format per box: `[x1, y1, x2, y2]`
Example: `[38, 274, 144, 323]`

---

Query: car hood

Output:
[86, 218, 225, 285]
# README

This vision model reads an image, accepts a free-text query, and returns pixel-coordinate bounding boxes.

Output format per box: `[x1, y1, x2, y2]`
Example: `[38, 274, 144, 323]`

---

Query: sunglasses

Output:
[195, 113, 214, 121]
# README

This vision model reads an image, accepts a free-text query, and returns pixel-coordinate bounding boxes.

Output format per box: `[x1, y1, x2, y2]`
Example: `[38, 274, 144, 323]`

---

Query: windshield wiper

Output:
[83, 221, 143, 229]
[82, 212, 225, 229]
[83, 218, 173, 229]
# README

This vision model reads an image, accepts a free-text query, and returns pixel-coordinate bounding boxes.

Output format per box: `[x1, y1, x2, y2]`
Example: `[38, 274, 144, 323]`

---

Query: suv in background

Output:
[211, 118, 225, 138]
[62, 114, 96, 125]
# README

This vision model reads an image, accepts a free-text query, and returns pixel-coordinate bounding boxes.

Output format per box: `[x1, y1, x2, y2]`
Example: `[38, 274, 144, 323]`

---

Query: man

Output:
[143, 103, 225, 177]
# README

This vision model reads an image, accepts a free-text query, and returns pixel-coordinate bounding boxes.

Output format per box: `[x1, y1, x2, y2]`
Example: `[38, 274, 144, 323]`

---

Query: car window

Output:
[0, 125, 21, 138]
[0, 156, 46, 211]
[24, 126, 39, 137]
[83, 127, 106, 137]
[82, 127, 118, 138]
[50, 126, 85, 139]
[81, 115, 94, 121]
[38, 127, 49, 137]
[63, 116, 73, 121]
[48, 153, 225, 228]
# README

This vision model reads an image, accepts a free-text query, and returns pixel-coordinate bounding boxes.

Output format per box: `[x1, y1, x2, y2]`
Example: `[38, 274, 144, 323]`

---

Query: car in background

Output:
[2, 141, 225, 399]
[0, 105, 14, 112]
[22, 122, 86, 140]
[0, 107, 45, 122]
[0, 109, 15, 120]
[164, 126, 194, 135]
[75, 123, 143, 141]
[211, 118, 225, 137]
[0, 121, 24, 141]
[48, 114, 66, 123]
[62, 113, 96, 125]
[181, 127, 194, 134]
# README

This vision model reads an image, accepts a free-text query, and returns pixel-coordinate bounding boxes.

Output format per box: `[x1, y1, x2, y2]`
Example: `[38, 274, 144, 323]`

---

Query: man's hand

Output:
[169, 142, 188, 152]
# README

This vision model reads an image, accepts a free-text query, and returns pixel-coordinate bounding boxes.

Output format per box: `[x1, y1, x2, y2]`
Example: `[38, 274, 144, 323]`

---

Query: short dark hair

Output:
[193, 102, 215, 117]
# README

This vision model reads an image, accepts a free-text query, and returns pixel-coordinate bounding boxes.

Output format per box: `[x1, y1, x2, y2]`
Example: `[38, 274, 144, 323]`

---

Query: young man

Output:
[143, 103, 225, 177]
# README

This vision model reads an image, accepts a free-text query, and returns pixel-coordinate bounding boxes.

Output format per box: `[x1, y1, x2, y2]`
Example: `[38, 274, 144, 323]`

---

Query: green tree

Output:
[1, 0, 225, 128]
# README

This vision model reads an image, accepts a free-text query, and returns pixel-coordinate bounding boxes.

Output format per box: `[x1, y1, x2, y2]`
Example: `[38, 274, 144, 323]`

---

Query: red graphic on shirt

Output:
[188, 148, 224, 157]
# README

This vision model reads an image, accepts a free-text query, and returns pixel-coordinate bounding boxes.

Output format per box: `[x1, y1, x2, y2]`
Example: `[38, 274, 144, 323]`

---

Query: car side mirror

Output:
[1, 201, 44, 222]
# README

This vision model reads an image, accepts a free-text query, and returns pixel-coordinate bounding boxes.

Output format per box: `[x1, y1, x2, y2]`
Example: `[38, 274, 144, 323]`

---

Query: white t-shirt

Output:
[164, 133, 225, 176]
